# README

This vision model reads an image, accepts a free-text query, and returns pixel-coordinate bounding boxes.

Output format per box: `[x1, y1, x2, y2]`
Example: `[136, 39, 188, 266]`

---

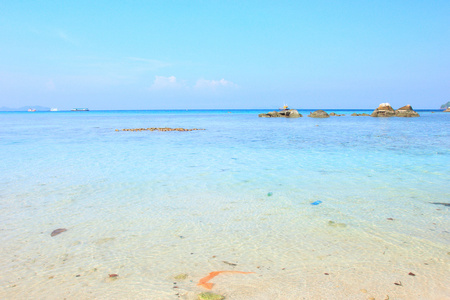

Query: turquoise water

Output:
[0, 110, 449, 299]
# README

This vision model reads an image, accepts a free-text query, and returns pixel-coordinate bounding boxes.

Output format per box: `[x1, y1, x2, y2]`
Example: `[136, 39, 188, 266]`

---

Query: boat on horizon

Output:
[71, 108, 89, 111]
[50, 108, 58, 112]
[28, 108, 36, 112]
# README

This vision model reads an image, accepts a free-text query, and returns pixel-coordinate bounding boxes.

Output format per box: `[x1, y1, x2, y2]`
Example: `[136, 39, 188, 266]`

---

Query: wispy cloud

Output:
[149, 76, 238, 91]
[56, 29, 78, 45]
[194, 78, 238, 89]
[149, 75, 186, 90]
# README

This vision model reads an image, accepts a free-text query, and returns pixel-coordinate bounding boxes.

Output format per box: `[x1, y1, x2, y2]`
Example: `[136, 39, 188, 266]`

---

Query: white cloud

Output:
[194, 78, 238, 89]
[149, 75, 186, 90]
[149, 76, 238, 92]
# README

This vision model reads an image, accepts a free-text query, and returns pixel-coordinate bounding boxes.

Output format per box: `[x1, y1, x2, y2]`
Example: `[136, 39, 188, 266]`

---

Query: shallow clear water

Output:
[0, 110, 449, 299]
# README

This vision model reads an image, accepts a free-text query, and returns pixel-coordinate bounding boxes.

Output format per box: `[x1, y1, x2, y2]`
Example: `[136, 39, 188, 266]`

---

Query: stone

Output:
[308, 110, 329, 118]
[328, 221, 347, 228]
[395, 105, 419, 117]
[329, 112, 342, 116]
[371, 103, 395, 117]
[174, 273, 188, 280]
[259, 111, 277, 117]
[51, 228, 67, 237]
[284, 109, 302, 118]
[198, 292, 225, 300]
[258, 109, 302, 118]
[444, 107, 450, 112]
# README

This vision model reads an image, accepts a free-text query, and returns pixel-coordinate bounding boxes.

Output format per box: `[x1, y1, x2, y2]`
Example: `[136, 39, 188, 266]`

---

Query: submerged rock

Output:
[174, 273, 188, 280]
[51, 228, 67, 237]
[395, 105, 419, 117]
[328, 221, 347, 228]
[198, 292, 225, 300]
[258, 109, 302, 118]
[430, 202, 450, 207]
[371, 103, 395, 117]
[308, 110, 329, 118]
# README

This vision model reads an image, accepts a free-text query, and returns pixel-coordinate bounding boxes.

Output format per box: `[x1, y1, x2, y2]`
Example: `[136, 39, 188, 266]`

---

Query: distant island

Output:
[0, 105, 50, 111]
[440, 101, 450, 109]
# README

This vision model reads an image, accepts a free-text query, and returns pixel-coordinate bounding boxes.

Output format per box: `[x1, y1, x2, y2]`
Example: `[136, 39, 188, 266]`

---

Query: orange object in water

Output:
[197, 271, 255, 289]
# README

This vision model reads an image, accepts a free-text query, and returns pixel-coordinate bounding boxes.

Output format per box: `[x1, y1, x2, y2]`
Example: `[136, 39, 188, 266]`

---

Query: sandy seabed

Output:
[1, 196, 449, 300]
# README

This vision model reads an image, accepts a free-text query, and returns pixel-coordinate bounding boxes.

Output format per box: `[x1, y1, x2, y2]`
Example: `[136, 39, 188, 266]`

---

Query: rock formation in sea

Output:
[258, 109, 302, 118]
[440, 101, 450, 109]
[444, 107, 450, 112]
[308, 110, 329, 118]
[371, 103, 395, 117]
[351, 113, 370, 116]
[395, 105, 420, 117]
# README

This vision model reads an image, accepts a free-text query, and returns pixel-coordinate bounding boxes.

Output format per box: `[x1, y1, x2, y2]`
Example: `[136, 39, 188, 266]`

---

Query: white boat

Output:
[50, 108, 58, 111]
[71, 108, 89, 111]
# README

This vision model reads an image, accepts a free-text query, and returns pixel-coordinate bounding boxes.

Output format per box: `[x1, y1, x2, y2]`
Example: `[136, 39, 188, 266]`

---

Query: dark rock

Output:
[258, 109, 302, 118]
[308, 110, 329, 118]
[258, 111, 278, 117]
[284, 109, 302, 118]
[430, 202, 450, 207]
[371, 103, 395, 117]
[51, 228, 67, 237]
[395, 105, 419, 117]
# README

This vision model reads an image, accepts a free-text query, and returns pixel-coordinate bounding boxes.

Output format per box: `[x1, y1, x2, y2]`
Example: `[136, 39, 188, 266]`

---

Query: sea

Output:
[0, 109, 449, 299]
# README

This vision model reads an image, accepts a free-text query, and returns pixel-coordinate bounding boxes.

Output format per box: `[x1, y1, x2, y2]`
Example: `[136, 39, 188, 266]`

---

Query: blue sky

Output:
[0, 0, 449, 109]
